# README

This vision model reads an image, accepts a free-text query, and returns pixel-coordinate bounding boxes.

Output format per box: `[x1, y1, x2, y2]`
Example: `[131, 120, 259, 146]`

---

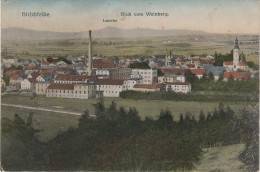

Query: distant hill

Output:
[2, 27, 208, 40]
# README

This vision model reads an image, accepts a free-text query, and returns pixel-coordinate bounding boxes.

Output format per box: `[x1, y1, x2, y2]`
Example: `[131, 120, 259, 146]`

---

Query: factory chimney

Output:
[88, 30, 92, 75]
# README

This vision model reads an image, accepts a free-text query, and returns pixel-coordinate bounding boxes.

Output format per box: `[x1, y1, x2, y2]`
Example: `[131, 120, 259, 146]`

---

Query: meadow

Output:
[3, 34, 259, 64]
[2, 93, 256, 142]
[2, 93, 254, 119]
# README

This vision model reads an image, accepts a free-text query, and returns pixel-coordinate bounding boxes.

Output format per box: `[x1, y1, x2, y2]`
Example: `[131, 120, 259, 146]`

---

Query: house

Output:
[46, 82, 96, 99]
[36, 82, 51, 95]
[41, 60, 57, 69]
[9, 74, 23, 86]
[237, 61, 249, 71]
[223, 61, 234, 71]
[165, 82, 191, 93]
[56, 67, 75, 74]
[21, 77, 37, 91]
[190, 69, 206, 79]
[186, 64, 196, 69]
[2, 58, 17, 64]
[223, 72, 251, 81]
[74, 66, 88, 75]
[93, 59, 116, 69]
[95, 69, 110, 78]
[96, 79, 127, 97]
[203, 64, 225, 81]
[161, 68, 188, 75]
[27, 72, 40, 79]
[130, 68, 157, 84]
[40, 70, 54, 76]
[126, 78, 143, 90]
[191, 58, 201, 65]
[4, 70, 22, 77]
[200, 59, 215, 65]
[21, 79, 31, 90]
[109, 68, 132, 79]
[24, 65, 38, 75]
[132, 84, 164, 92]
[36, 75, 52, 82]
[158, 74, 185, 83]
[6, 85, 19, 92]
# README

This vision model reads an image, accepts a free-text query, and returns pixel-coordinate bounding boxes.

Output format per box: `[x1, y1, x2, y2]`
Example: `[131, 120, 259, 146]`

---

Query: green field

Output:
[2, 94, 255, 120]
[1, 106, 79, 142]
[196, 144, 246, 172]
[3, 34, 259, 64]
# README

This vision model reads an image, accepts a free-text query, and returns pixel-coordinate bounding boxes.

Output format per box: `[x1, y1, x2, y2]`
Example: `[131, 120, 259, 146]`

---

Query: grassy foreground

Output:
[195, 144, 246, 172]
[1, 106, 79, 142]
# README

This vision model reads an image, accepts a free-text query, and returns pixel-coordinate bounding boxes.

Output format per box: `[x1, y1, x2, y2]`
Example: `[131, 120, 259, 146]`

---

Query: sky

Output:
[1, 0, 260, 34]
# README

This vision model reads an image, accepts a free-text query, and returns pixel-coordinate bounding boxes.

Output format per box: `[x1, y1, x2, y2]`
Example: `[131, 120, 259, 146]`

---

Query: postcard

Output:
[1, 0, 259, 171]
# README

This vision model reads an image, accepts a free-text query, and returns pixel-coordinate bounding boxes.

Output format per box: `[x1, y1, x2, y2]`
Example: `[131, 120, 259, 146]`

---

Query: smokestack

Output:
[88, 30, 92, 75]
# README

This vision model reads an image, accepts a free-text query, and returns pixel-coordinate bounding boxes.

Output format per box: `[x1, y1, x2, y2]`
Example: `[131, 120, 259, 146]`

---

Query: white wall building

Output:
[96, 79, 127, 97]
[21, 79, 31, 90]
[166, 82, 191, 93]
[158, 74, 185, 83]
[130, 68, 157, 84]
[126, 78, 143, 90]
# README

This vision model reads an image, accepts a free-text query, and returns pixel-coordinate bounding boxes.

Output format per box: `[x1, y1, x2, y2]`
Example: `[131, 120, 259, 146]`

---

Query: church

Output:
[223, 37, 249, 71]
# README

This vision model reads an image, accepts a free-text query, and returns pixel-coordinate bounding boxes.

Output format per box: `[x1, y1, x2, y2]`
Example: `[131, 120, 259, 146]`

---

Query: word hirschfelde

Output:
[22, 12, 50, 17]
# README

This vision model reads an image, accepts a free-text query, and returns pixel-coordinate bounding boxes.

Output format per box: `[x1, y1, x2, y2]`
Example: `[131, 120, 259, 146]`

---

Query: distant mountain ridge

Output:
[2, 27, 208, 40]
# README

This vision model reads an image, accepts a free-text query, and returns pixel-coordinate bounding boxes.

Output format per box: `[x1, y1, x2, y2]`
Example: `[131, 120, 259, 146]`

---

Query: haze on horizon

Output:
[1, 0, 260, 34]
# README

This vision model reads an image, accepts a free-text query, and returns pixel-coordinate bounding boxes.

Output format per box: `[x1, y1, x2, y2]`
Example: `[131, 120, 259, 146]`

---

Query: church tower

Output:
[233, 37, 239, 71]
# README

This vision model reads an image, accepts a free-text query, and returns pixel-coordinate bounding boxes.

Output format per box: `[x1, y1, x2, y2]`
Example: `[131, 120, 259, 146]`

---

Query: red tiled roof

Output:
[4, 70, 22, 77]
[93, 59, 115, 69]
[174, 64, 180, 66]
[176, 59, 184, 63]
[224, 72, 251, 80]
[187, 64, 195, 68]
[161, 68, 188, 75]
[40, 70, 54, 75]
[224, 61, 233, 65]
[118, 62, 123, 67]
[10, 74, 21, 80]
[200, 59, 215, 64]
[238, 61, 247, 66]
[96, 79, 125, 85]
[166, 82, 191, 85]
[30, 72, 40, 78]
[190, 69, 206, 75]
[157, 64, 162, 67]
[28, 77, 37, 83]
[47, 83, 75, 90]
[55, 74, 96, 82]
[24, 65, 38, 70]
[192, 58, 201, 62]
[56, 67, 74, 72]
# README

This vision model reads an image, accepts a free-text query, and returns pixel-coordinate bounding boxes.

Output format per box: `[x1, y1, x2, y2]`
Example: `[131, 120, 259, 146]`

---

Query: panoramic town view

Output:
[1, 0, 259, 171]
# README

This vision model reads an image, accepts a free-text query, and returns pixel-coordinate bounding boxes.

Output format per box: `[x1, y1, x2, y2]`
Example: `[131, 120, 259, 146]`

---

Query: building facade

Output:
[130, 68, 157, 84]
[166, 82, 191, 93]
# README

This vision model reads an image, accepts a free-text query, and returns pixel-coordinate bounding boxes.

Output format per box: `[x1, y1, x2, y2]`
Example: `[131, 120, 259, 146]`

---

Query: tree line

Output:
[120, 90, 258, 102]
[185, 70, 259, 93]
[2, 101, 258, 171]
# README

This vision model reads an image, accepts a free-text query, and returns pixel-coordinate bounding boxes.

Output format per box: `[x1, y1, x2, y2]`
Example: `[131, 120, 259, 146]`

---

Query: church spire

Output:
[234, 37, 239, 49]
